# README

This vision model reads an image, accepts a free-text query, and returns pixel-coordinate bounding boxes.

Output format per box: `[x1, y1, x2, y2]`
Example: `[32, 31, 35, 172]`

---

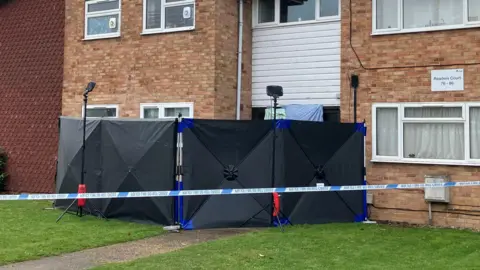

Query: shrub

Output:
[0, 148, 7, 192]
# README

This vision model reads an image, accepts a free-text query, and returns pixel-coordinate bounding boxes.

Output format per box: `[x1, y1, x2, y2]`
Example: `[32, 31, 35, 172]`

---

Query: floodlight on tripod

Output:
[56, 81, 106, 223]
[266, 85, 286, 232]
[266, 85, 283, 99]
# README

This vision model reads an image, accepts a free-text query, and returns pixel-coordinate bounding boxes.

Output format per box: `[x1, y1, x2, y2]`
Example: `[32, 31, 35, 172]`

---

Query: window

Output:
[140, 103, 194, 119]
[85, 0, 121, 40]
[372, 103, 480, 165]
[373, 0, 480, 34]
[471, 106, 480, 159]
[254, 0, 340, 26]
[143, 0, 195, 34]
[83, 105, 119, 118]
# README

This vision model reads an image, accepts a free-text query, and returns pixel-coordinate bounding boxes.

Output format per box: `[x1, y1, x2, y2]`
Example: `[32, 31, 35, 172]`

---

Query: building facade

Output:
[251, 0, 341, 121]
[0, 0, 64, 193]
[64, 0, 341, 122]
[5, 0, 479, 231]
[63, 0, 253, 120]
[341, 0, 480, 228]
[2, 0, 342, 192]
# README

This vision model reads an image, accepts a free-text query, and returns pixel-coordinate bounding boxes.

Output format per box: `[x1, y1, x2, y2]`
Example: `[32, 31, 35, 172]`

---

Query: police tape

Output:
[1, 181, 480, 201]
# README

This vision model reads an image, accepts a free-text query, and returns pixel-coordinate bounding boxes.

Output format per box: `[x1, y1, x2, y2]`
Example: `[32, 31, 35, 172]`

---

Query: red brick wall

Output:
[341, 1, 480, 229]
[214, 0, 252, 120]
[0, 0, 64, 193]
[63, 0, 252, 120]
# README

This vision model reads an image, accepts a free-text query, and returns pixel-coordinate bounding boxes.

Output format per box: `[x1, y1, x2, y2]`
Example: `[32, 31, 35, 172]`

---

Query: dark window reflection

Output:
[280, 0, 315, 23]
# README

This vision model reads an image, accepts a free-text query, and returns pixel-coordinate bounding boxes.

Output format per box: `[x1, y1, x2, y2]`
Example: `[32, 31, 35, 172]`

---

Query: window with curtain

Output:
[373, 0, 480, 33]
[143, 107, 160, 119]
[403, 0, 462, 29]
[373, 103, 480, 165]
[375, 108, 398, 156]
[469, 0, 480, 22]
[471, 107, 480, 159]
[402, 107, 464, 160]
[376, 0, 398, 30]
[141, 103, 193, 119]
[146, 0, 162, 29]
[85, 0, 121, 39]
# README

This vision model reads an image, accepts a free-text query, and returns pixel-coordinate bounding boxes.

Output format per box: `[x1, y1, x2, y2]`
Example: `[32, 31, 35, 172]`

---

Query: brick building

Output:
[1, 0, 341, 192]
[0, 0, 64, 193]
[63, 0, 253, 120]
[3, 0, 480, 231]
[341, 0, 480, 228]
[64, 0, 342, 121]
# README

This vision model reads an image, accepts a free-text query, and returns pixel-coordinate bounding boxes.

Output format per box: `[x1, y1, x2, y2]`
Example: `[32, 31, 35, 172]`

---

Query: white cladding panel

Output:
[252, 22, 341, 107]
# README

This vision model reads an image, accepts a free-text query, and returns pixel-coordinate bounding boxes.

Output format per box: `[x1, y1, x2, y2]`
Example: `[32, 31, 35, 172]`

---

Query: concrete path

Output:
[0, 228, 257, 270]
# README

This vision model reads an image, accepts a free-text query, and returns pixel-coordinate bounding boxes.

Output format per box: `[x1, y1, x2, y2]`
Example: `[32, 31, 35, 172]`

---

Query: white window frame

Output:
[372, 102, 480, 166]
[142, 0, 195, 35]
[140, 102, 194, 119]
[82, 104, 119, 118]
[372, 0, 480, 35]
[253, 0, 341, 28]
[84, 0, 122, 40]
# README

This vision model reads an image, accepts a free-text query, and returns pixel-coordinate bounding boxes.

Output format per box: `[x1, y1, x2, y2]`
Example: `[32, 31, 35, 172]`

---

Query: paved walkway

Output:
[0, 228, 256, 270]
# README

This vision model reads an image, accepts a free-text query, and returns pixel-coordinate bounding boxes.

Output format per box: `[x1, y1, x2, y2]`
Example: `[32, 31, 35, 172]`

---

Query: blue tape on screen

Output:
[1, 181, 480, 201]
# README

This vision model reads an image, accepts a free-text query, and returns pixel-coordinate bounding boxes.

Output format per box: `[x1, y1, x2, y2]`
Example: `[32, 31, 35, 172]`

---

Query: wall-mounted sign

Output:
[431, 69, 464, 91]
[183, 6, 191, 19]
[109, 18, 117, 29]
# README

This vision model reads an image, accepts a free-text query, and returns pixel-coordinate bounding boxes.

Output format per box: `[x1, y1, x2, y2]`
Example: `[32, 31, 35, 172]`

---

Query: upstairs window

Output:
[374, 0, 480, 34]
[85, 0, 121, 40]
[143, 0, 195, 34]
[255, 0, 340, 26]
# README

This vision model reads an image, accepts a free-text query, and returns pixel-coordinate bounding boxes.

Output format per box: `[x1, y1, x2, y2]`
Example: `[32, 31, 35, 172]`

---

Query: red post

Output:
[77, 184, 86, 207]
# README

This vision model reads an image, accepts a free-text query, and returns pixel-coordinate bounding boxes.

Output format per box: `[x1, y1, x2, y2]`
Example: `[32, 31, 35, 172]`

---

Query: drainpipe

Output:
[236, 0, 244, 120]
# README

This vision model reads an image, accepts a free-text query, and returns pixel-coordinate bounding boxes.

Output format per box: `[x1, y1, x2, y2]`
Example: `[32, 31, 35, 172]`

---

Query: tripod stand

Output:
[56, 82, 106, 223]
[266, 85, 290, 232]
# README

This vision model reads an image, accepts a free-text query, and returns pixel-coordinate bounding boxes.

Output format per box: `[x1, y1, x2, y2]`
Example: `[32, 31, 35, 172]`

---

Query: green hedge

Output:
[0, 148, 7, 192]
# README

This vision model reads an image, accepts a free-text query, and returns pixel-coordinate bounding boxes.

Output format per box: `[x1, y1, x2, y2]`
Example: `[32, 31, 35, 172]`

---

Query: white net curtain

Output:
[376, 106, 480, 161]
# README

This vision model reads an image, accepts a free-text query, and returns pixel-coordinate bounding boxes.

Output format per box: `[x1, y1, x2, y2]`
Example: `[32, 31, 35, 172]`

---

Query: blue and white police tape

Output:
[1, 180, 480, 201]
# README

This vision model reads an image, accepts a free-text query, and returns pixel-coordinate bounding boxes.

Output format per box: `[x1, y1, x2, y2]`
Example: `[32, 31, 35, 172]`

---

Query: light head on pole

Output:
[351, 74, 359, 88]
[85, 81, 96, 94]
[266, 85, 283, 99]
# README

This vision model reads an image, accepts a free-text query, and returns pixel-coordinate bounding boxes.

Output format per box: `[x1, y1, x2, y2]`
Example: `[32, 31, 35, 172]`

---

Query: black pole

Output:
[271, 97, 277, 223]
[351, 74, 359, 124]
[353, 86, 357, 124]
[79, 92, 88, 217]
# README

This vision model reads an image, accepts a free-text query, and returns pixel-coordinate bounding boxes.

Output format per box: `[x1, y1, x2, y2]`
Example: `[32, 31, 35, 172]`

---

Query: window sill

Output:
[371, 23, 480, 36]
[254, 17, 340, 29]
[141, 26, 195, 36]
[83, 34, 121, 41]
[371, 158, 480, 167]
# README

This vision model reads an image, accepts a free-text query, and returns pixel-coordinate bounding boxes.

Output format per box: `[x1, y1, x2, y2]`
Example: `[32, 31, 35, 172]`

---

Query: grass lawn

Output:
[95, 223, 480, 270]
[0, 201, 163, 265]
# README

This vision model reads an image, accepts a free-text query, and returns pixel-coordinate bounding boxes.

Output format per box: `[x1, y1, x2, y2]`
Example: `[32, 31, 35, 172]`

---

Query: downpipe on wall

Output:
[236, 0, 244, 120]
